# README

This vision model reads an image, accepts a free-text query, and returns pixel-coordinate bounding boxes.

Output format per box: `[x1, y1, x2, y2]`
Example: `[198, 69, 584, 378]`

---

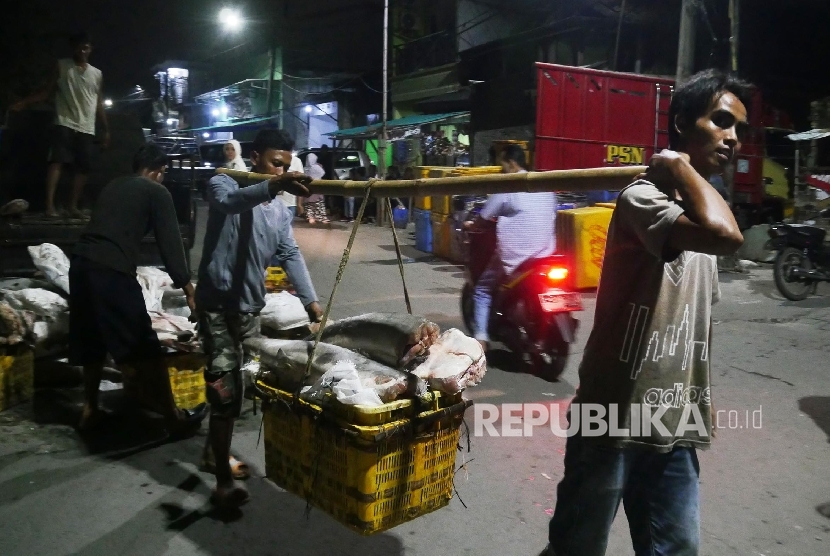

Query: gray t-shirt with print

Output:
[573, 179, 720, 453]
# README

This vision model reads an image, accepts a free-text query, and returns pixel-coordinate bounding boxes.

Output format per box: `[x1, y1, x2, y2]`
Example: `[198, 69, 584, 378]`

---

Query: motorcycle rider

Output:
[465, 144, 557, 351]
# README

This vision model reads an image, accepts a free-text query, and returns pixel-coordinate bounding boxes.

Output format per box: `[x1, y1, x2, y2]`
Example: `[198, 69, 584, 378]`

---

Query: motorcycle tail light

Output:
[547, 266, 569, 282]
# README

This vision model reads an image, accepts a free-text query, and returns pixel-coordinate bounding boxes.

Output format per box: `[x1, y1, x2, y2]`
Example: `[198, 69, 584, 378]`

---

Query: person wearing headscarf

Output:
[304, 153, 328, 224]
[223, 140, 247, 171]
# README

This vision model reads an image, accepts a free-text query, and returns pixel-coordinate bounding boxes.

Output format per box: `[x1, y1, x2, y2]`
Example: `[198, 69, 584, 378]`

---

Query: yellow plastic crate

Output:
[431, 213, 451, 259]
[414, 196, 432, 211]
[556, 207, 614, 289]
[258, 382, 469, 535]
[415, 166, 446, 179]
[448, 166, 502, 177]
[265, 266, 293, 293]
[428, 168, 453, 178]
[121, 352, 207, 411]
[431, 195, 452, 215]
[595, 202, 617, 209]
[0, 346, 34, 411]
[255, 381, 462, 427]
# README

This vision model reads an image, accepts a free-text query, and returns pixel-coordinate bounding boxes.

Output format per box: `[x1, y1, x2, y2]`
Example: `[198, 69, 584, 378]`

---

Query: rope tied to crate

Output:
[293, 180, 415, 403]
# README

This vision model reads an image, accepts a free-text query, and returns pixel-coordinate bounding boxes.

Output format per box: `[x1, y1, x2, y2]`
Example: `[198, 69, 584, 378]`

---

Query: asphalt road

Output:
[1, 217, 829, 556]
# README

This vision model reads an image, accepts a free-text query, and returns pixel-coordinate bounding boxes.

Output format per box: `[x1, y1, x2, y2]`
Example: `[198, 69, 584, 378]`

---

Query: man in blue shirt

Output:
[196, 129, 322, 508]
[466, 145, 557, 350]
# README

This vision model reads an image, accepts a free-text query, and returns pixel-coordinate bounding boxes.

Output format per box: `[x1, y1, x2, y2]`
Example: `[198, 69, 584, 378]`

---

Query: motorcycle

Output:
[459, 201, 582, 381]
[767, 217, 830, 301]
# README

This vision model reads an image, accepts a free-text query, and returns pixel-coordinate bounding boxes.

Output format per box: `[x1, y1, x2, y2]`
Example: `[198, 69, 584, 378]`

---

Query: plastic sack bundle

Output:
[27, 244, 71, 294]
[0, 302, 36, 346]
[301, 360, 385, 406]
[136, 267, 174, 313]
[2, 288, 68, 321]
[0, 288, 70, 356]
[0, 199, 29, 216]
[261, 292, 311, 332]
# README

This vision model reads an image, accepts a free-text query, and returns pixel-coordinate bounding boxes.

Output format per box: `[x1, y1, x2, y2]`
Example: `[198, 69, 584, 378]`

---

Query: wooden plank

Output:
[215, 166, 646, 197]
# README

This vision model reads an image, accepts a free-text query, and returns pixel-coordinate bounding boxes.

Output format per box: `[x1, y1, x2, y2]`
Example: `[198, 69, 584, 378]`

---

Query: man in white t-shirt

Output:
[13, 31, 109, 219]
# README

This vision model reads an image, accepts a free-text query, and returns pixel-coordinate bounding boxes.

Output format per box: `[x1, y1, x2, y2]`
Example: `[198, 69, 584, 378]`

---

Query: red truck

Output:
[533, 62, 794, 227]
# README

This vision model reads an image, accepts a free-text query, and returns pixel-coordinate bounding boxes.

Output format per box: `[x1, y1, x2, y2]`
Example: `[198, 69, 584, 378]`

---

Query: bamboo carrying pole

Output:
[216, 166, 647, 197]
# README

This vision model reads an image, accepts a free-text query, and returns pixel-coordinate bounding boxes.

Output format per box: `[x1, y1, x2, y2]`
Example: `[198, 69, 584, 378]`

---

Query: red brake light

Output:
[547, 266, 568, 281]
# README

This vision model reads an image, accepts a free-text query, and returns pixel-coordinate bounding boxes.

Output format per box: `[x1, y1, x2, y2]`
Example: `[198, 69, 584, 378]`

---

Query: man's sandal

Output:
[209, 485, 250, 508]
[201, 456, 250, 480]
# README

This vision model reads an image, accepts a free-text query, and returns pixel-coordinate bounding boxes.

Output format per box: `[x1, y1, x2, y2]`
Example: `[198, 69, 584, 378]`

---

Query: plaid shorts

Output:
[198, 311, 260, 418]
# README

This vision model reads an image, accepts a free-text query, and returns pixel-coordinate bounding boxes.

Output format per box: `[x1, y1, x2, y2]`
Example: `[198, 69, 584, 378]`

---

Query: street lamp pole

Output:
[377, 0, 389, 226]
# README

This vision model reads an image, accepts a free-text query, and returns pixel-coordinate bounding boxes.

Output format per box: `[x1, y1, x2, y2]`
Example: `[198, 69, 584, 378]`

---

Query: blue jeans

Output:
[548, 433, 700, 556]
[344, 197, 355, 219]
[472, 256, 502, 342]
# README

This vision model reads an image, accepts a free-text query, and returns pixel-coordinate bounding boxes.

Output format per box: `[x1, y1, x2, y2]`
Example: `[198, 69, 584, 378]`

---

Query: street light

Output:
[219, 8, 243, 32]
[203, 132, 210, 138]
[104, 99, 113, 107]
[305, 105, 313, 113]
[211, 108, 220, 117]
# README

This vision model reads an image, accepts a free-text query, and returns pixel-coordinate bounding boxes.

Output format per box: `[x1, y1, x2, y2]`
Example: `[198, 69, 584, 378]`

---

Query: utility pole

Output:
[675, 0, 697, 83]
[729, 0, 740, 72]
[377, 0, 389, 227]
[613, 0, 627, 71]
[266, 6, 282, 120]
[266, 43, 277, 117]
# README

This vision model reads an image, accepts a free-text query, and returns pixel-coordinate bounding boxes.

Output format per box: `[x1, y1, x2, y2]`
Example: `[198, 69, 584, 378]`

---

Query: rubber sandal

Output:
[210, 485, 250, 508]
[201, 456, 250, 480]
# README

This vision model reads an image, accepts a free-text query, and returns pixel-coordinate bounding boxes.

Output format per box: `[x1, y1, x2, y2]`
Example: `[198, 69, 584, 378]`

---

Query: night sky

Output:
[2, 0, 829, 128]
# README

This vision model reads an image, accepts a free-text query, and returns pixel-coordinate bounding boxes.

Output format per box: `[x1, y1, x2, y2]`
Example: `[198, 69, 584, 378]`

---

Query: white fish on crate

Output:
[410, 328, 487, 394]
[244, 337, 427, 403]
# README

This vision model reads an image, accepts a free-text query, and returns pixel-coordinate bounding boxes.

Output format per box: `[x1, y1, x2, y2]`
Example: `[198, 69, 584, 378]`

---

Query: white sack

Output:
[27, 244, 70, 294]
[136, 267, 174, 312]
[261, 292, 310, 331]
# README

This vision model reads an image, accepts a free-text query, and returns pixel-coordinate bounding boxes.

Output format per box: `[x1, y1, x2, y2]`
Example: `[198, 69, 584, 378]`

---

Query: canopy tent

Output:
[786, 129, 830, 141]
[325, 111, 470, 141]
[186, 115, 281, 133]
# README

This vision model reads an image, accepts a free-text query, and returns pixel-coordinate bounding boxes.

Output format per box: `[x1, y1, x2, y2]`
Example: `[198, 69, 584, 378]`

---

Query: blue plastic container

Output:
[414, 208, 433, 253]
[557, 203, 576, 211]
[392, 205, 409, 229]
[586, 190, 620, 205]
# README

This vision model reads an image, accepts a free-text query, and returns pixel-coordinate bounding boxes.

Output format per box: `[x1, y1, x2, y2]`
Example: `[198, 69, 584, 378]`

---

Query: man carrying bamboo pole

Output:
[195, 129, 323, 507]
[544, 69, 749, 556]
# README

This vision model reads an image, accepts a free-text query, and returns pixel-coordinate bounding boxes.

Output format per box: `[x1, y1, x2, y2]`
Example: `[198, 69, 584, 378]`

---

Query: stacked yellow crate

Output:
[556, 207, 614, 289]
[121, 352, 207, 412]
[431, 212, 452, 259]
[0, 345, 34, 411]
[447, 166, 502, 176]
[265, 266, 293, 293]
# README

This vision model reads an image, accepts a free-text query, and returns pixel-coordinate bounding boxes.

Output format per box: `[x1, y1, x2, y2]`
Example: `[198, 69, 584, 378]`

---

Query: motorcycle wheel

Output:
[532, 324, 570, 382]
[461, 283, 475, 334]
[774, 247, 814, 301]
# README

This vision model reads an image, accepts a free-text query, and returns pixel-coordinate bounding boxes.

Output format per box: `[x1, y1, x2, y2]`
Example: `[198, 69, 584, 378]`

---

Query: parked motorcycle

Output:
[767, 218, 830, 300]
[459, 202, 582, 381]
